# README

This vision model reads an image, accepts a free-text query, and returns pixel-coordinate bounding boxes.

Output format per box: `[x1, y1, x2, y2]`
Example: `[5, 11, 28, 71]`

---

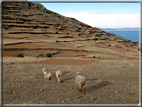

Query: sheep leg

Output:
[58, 78, 60, 83]
[44, 74, 47, 78]
[83, 83, 86, 93]
[49, 77, 51, 80]
[79, 85, 82, 92]
[77, 86, 78, 90]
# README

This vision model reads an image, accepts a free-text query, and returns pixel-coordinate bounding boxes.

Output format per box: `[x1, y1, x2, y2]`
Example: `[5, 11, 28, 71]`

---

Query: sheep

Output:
[56, 70, 62, 83]
[75, 72, 86, 93]
[47, 72, 52, 80]
[42, 66, 48, 78]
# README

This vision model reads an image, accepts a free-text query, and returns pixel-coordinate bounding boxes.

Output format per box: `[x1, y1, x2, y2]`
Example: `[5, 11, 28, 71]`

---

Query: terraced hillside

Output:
[2, 2, 139, 60]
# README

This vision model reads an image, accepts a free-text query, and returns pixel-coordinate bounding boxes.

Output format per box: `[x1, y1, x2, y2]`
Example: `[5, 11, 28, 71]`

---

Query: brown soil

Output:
[3, 58, 139, 104]
[3, 51, 23, 57]
[21, 59, 95, 65]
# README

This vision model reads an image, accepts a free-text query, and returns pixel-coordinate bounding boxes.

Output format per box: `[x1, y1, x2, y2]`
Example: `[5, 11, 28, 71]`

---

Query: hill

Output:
[2, 1, 139, 60]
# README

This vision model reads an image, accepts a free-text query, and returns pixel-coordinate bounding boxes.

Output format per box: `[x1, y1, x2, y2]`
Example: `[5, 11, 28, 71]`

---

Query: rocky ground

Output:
[3, 57, 139, 105]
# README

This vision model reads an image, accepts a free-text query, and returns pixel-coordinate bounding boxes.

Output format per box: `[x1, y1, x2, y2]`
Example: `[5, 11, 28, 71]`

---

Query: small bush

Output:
[95, 34, 103, 37]
[78, 33, 81, 36]
[93, 56, 95, 58]
[108, 44, 111, 46]
[46, 53, 52, 57]
[127, 49, 129, 51]
[17, 54, 24, 57]
[56, 40, 59, 43]
[56, 32, 59, 34]
[37, 54, 44, 57]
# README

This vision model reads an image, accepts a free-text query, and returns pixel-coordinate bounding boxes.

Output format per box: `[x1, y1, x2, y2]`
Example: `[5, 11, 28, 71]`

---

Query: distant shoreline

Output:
[99, 27, 140, 31]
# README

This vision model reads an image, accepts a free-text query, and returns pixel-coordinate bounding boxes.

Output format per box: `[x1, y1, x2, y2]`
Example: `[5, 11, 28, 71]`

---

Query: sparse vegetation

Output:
[93, 56, 95, 58]
[95, 34, 103, 37]
[37, 54, 44, 57]
[93, 38, 98, 40]
[46, 53, 52, 57]
[76, 28, 81, 32]
[17, 54, 24, 57]
[56, 40, 59, 43]
[78, 33, 81, 36]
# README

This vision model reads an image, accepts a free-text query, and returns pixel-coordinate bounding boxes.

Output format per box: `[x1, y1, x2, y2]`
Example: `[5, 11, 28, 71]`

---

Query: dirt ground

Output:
[3, 57, 139, 105]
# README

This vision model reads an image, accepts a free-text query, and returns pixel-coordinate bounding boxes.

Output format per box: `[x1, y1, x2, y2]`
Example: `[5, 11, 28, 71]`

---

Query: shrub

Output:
[108, 44, 111, 46]
[78, 33, 81, 36]
[56, 32, 59, 34]
[95, 34, 103, 37]
[89, 31, 92, 35]
[93, 38, 98, 40]
[133, 42, 137, 45]
[93, 56, 95, 58]
[56, 40, 59, 43]
[127, 49, 129, 51]
[46, 53, 52, 57]
[17, 54, 24, 57]
[76, 28, 81, 32]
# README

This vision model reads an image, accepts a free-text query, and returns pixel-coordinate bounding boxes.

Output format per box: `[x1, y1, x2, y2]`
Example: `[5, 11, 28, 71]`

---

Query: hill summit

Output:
[2, 1, 139, 60]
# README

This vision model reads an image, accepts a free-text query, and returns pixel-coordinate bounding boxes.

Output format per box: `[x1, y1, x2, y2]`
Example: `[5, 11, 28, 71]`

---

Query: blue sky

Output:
[28, 1, 140, 28]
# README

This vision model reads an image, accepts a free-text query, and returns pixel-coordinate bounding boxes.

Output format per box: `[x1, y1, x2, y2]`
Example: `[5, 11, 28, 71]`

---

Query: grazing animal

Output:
[42, 66, 48, 78]
[47, 72, 52, 80]
[56, 70, 62, 83]
[75, 72, 86, 93]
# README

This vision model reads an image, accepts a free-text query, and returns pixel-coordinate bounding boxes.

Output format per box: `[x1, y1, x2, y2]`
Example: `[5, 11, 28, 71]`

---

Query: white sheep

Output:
[42, 66, 48, 78]
[75, 72, 86, 92]
[56, 70, 62, 83]
[47, 72, 52, 80]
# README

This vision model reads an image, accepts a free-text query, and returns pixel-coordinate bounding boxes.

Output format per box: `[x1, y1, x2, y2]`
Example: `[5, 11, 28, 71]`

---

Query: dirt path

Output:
[3, 58, 139, 104]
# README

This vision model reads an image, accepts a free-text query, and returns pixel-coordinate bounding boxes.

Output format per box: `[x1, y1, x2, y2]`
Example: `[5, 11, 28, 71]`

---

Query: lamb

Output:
[47, 72, 52, 80]
[42, 66, 48, 78]
[56, 70, 62, 83]
[75, 72, 86, 93]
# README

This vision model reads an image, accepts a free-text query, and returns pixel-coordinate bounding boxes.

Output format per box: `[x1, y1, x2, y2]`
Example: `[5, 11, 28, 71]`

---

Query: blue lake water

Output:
[104, 30, 140, 43]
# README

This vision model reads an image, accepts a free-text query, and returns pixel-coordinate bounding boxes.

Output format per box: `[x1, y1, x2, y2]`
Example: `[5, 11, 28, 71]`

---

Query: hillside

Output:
[2, 1, 139, 60]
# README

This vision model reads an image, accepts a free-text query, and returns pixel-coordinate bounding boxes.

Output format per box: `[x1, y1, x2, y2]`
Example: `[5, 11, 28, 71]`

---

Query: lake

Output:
[104, 30, 140, 43]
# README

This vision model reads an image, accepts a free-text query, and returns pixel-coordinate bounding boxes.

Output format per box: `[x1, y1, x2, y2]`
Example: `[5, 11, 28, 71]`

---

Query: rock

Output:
[122, 100, 125, 102]
[123, 65, 126, 68]
[40, 89, 43, 91]
[91, 97, 97, 100]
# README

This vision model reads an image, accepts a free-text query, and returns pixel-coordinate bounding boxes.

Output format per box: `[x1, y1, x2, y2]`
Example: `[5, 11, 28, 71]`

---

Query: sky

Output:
[28, 1, 140, 28]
